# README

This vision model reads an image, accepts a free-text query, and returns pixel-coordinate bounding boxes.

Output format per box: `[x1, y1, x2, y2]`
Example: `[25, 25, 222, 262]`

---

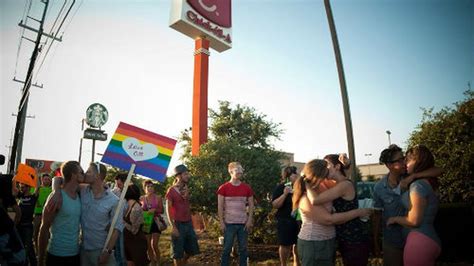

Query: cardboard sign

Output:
[14, 163, 38, 187]
[101, 122, 177, 182]
[25, 159, 62, 176]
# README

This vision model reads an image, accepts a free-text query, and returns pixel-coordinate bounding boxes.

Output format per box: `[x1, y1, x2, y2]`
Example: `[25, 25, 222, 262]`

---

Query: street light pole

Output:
[364, 153, 372, 177]
[324, 0, 358, 182]
[386, 130, 392, 146]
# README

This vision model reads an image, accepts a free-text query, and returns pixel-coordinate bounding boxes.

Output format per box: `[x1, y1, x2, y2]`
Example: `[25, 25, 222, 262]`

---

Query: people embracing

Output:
[49, 162, 125, 266]
[306, 154, 370, 266]
[271, 166, 300, 266]
[165, 164, 200, 266]
[217, 162, 254, 266]
[140, 179, 164, 266]
[373, 144, 442, 266]
[293, 159, 372, 266]
[387, 145, 442, 266]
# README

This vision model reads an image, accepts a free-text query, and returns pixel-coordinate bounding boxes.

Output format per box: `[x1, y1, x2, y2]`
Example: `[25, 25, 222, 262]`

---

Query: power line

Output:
[14, 0, 33, 78]
[35, 0, 78, 79]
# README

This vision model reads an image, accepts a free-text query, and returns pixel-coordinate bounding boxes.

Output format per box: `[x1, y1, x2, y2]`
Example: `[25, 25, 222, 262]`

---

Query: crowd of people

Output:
[0, 144, 443, 266]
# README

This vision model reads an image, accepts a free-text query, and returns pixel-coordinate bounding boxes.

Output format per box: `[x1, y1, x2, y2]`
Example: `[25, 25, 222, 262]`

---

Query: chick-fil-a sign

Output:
[170, 0, 232, 52]
[187, 0, 231, 28]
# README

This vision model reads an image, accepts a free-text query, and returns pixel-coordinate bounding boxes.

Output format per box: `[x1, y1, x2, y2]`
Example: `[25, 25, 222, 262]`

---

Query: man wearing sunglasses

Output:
[79, 162, 124, 266]
[217, 162, 254, 266]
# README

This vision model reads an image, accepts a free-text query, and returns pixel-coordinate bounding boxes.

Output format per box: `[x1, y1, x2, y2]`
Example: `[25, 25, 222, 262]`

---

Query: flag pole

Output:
[103, 163, 136, 252]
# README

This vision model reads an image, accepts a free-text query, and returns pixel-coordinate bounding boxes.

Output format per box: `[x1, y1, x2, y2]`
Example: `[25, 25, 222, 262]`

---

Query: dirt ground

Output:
[159, 231, 281, 265]
[157, 231, 471, 266]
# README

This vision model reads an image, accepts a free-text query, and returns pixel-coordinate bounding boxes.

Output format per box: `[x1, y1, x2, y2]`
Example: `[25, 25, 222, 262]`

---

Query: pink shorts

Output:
[404, 231, 441, 266]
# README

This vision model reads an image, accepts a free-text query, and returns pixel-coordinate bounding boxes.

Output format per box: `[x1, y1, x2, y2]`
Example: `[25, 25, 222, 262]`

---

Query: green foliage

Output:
[209, 101, 283, 149]
[179, 101, 286, 243]
[366, 175, 376, 182]
[407, 90, 474, 204]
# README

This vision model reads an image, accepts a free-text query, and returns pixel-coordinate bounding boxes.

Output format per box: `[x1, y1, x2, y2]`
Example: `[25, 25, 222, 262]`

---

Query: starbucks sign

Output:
[86, 103, 108, 128]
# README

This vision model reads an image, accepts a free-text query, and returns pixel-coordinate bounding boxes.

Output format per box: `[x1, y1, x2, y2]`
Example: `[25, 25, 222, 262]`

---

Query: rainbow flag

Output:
[101, 122, 177, 182]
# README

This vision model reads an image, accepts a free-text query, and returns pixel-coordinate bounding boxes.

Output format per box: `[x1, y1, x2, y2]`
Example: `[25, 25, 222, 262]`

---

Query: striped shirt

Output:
[217, 182, 254, 224]
[298, 194, 336, 241]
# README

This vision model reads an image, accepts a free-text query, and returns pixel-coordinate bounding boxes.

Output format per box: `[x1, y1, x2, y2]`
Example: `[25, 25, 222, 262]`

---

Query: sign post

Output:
[103, 163, 135, 253]
[170, 0, 232, 155]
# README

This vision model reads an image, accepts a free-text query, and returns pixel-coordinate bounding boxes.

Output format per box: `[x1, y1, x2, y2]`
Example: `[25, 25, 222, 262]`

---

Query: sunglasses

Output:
[389, 157, 405, 164]
[94, 162, 101, 174]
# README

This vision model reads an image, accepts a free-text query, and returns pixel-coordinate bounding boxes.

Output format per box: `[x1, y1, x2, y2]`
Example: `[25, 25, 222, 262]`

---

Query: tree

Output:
[407, 89, 473, 204]
[179, 101, 286, 243]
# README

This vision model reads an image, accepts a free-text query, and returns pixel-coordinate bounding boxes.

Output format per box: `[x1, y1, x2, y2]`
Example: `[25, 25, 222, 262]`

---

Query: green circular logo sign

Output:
[86, 103, 108, 128]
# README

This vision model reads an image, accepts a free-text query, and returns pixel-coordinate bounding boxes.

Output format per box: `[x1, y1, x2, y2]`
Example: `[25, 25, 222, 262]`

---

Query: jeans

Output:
[221, 224, 248, 266]
[114, 231, 125, 266]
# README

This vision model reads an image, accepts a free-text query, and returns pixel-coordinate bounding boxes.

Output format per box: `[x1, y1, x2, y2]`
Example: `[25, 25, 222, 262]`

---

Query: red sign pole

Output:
[192, 37, 210, 156]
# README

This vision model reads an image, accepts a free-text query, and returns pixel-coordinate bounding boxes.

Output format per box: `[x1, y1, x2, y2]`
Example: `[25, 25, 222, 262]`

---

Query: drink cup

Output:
[359, 198, 374, 222]
[218, 236, 224, 245]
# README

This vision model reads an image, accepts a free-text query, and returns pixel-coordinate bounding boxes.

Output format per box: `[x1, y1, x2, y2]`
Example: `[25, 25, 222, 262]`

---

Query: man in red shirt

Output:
[217, 162, 254, 266]
[165, 165, 200, 266]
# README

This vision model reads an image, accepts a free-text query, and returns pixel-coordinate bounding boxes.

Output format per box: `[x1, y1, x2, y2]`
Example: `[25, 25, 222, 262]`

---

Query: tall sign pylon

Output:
[170, 0, 232, 156]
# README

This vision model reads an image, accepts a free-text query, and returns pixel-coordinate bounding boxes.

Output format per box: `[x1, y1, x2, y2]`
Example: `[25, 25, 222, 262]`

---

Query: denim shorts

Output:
[171, 221, 200, 259]
[297, 237, 336, 266]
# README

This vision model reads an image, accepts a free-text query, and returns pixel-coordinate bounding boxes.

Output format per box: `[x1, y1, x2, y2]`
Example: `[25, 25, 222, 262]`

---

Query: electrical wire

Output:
[34, 0, 68, 78]
[35, 0, 78, 79]
[13, 0, 33, 78]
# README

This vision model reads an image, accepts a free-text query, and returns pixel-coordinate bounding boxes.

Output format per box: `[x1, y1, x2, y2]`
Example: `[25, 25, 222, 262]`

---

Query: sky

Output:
[1, 0, 473, 176]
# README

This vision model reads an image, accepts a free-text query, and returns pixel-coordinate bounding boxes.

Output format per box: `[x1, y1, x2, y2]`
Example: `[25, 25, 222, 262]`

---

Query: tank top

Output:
[142, 194, 163, 217]
[298, 194, 336, 241]
[48, 189, 81, 256]
[332, 181, 368, 243]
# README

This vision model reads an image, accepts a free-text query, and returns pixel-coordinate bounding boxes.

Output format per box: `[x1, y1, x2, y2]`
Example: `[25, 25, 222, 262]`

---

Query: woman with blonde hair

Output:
[292, 159, 371, 266]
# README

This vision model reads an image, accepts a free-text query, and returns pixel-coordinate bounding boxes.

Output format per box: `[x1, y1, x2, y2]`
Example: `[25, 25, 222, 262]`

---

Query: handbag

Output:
[154, 215, 167, 231]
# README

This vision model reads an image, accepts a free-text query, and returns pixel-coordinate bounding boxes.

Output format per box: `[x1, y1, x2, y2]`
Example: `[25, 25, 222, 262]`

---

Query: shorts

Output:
[170, 221, 200, 259]
[276, 218, 299, 246]
[145, 218, 161, 235]
[297, 237, 336, 266]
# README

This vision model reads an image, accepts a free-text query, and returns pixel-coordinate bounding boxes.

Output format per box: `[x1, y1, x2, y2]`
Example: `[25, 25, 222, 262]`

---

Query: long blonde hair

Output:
[292, 159, 329, 211]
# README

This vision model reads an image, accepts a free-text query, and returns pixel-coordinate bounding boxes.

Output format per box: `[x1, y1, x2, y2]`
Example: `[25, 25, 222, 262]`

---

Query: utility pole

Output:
[324, 0, 358, 182]
[8, 0, 62, 174]
[78, 119, 85, 164]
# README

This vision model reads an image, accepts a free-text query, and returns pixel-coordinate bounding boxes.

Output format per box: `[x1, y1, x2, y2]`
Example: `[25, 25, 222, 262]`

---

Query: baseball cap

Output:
[174, 164, 189, 176]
